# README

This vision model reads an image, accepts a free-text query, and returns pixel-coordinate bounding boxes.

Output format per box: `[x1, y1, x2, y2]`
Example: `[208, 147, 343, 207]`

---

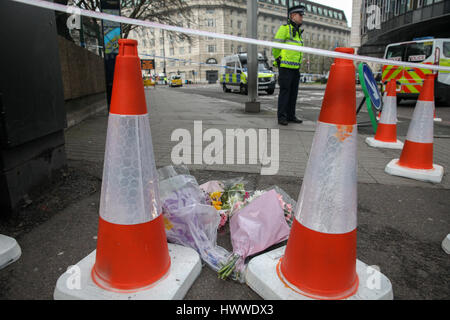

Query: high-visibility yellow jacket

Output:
[272, 23, 304, 69]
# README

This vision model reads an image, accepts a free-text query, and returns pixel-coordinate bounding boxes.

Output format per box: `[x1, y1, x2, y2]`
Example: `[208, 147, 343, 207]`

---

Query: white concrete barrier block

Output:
[442, 234, 450, 254]
[54, 243, 201, 300]
[365, 137, 404, 150]
[246, 246, 393, 300]
[0, 234, 22, 270]
[385, 159, 444, 184]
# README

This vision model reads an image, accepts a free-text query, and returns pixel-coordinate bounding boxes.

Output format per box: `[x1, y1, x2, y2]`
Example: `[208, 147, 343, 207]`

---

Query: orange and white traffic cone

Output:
[54, 39, 201, 300]
[91, 39, 170, 291]
[434, 109, 442, 122]
[246, 48, 393, 300]
[385, 73, 444, 183]
[279, 48, 358, 300]
[366, 79, 403, 149]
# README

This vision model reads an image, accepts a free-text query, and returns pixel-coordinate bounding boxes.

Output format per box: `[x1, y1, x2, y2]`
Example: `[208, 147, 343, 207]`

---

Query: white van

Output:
[382, 37, 450, 105]
[220, 53, 276, 95]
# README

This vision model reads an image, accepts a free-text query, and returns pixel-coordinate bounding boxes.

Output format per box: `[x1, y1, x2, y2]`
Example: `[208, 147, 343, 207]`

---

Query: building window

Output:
[207, 19, 215, 27]
[207, 45, 216, 53]
[179, 47, 184, 54]
[169, 47, 174, 55]
[237, 21, 242, 29]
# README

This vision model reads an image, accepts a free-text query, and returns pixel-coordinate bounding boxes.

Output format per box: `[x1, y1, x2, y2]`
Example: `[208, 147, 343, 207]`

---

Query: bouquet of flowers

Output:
[200, 178, 250, 230]
[158, 166, 230, 272]
[217, 189, 291, 282]
[233, 186, 297, 227]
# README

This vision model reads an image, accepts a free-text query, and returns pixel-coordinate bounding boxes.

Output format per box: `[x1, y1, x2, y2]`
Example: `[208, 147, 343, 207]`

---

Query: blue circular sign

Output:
[361, 64, 382, 110]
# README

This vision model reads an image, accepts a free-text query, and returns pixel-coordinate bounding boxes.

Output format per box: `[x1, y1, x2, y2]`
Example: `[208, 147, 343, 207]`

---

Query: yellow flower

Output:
[212, 200, 222, 210]
[210, 191, 222, 202]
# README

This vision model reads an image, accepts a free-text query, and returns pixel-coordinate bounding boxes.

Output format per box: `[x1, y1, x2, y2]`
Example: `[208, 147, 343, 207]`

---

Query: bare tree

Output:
[69, 0, 194, 42]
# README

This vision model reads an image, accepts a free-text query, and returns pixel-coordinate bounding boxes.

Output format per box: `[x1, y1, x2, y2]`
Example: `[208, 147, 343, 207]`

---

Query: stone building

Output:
[130, 0, 350, 82]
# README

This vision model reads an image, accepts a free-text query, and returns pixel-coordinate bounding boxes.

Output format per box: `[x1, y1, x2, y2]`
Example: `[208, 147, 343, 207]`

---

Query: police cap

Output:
[288, 5, 305, 16]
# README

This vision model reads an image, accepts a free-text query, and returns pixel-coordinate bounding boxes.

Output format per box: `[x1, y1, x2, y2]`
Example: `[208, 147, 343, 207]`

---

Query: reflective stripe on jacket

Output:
[272, 24, 303, 70]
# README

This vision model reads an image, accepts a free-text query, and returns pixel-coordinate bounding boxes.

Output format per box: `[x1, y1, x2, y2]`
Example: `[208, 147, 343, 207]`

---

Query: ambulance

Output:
[382, 37, 450, 105]
[220, 53, 276, 95]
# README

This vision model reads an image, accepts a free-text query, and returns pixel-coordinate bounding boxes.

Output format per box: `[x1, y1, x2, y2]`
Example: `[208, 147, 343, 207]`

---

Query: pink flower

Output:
[218, 213, 228, 229]
[276, 194, 286, 208]
[244, 192, 250, 199]
[285, 204, 293, 213]
[233, 201, 243, 210]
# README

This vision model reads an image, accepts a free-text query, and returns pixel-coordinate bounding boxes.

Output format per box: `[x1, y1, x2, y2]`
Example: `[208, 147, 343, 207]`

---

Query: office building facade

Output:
[131, 0, 350, 82]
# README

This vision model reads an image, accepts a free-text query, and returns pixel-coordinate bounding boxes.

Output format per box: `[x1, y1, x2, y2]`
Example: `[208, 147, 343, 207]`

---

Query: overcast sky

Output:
[308, 0, 353, 27]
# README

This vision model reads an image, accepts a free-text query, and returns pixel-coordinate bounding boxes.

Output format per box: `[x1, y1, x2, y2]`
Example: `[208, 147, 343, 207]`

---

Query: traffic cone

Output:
[0, 234, 21, 270]
[246, 48, 393, 300]
[365, 79, 403, 149]
[434, 109, 442, 122]
[385, 73, 444, 183]
[54, 39, 201, 299]
[92, 39, 170, 291]
[442, 234, 450, 254]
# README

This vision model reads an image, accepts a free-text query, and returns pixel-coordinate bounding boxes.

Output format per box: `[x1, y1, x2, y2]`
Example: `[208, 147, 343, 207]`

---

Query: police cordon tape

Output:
[11, 0, 450, 73]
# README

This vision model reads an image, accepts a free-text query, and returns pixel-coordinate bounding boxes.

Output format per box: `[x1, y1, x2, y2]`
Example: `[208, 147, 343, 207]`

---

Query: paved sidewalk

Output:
[66, 86, 450, 189]
[1, 86, 449, 301]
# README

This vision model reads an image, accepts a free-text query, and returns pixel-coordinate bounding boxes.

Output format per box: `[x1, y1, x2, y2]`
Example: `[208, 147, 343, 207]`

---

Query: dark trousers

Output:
[277, 67, 300, 121]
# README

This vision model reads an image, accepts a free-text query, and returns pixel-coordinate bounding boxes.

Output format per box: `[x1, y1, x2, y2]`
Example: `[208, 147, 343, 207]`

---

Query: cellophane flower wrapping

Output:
[263, 186, 297, 227]
[158, 165, 230, 271]
[226, 189, 291, 282]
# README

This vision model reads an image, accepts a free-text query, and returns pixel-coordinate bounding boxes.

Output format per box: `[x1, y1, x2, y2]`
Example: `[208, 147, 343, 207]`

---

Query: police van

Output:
[382, 37, 450, 105]
[220, 53, 276, 95]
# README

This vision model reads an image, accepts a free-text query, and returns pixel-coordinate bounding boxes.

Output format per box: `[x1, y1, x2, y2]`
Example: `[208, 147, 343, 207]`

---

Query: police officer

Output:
[272, 5, 305, 125]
